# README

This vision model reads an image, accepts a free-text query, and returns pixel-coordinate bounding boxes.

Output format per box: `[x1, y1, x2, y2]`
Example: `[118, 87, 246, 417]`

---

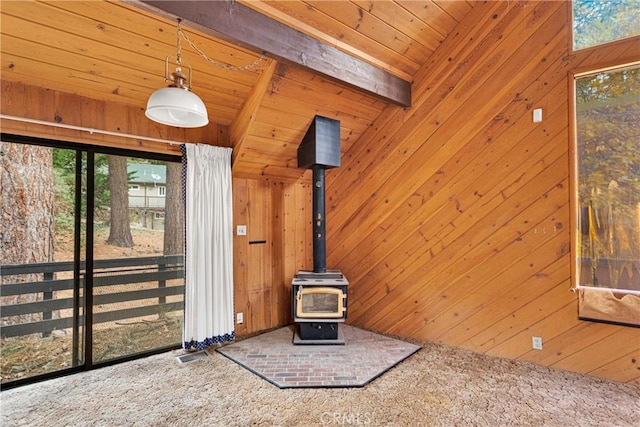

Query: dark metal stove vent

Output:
[297, 115, 341, 273]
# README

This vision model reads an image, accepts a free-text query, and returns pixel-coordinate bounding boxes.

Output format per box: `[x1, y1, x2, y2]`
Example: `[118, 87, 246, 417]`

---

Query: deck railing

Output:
[0, 255, 184, 338]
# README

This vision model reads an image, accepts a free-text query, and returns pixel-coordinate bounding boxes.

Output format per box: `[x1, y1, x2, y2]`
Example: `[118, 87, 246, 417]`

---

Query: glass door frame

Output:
[0, 133, 183, 390]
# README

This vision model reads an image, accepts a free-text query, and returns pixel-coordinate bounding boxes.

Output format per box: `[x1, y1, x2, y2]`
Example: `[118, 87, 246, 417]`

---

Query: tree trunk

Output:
[163, 161, 184, 256]
[1, 141, 54, 326]
[106, 155, 133, 247]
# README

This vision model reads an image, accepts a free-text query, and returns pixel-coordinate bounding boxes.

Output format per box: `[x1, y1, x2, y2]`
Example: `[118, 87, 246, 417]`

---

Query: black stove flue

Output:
[312, 166, 327, 273]
[297, 115, 341, 274]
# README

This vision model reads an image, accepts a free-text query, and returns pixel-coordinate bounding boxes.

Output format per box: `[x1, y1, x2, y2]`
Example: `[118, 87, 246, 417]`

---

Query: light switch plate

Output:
[236, 225, 247, 236]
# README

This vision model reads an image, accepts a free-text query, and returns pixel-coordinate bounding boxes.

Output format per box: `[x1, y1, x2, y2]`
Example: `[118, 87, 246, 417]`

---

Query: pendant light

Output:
[145, 19, 209, 128]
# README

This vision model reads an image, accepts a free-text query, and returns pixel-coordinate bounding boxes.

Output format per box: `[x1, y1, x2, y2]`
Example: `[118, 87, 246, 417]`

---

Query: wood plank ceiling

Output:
[0, 0, 474, 180]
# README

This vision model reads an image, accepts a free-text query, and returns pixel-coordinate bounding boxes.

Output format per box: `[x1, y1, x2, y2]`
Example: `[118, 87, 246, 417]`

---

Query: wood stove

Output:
[292, 115, 347, 345]
[292, 271, 348, 343]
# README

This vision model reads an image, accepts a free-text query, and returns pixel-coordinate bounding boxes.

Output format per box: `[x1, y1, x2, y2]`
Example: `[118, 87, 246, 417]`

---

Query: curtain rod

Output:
[0, 114, 181, 146]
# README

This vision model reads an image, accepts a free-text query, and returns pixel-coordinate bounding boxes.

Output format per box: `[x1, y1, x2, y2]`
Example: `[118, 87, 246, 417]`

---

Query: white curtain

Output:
[183, 144, 235, 350]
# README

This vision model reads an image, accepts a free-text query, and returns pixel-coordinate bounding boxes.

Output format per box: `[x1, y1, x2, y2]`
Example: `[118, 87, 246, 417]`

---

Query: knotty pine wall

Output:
[326, 1, 639, 384]
[233, 178, 312, 336]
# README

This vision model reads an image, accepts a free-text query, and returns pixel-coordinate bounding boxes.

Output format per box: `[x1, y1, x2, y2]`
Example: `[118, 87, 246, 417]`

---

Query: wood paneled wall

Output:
[233, 177, 312, 336]
[325, 1, 640, 384]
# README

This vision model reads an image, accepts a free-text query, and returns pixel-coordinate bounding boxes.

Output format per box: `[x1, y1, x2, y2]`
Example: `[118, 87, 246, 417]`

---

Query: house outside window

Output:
[127, 163, 166, 210]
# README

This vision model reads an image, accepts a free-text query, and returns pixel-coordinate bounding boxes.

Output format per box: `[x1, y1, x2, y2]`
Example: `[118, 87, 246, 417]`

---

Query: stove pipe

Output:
[297, 115, 341, 274]
[312, 166, 327, 273]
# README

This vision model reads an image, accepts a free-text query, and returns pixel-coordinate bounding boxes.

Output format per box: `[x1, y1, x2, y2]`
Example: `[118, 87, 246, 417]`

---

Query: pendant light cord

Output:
[176, 21, 267, 71]
[176, 19, 183, 65]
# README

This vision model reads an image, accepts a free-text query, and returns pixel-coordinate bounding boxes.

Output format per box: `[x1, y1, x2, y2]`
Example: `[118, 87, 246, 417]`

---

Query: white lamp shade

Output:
[145, 87, 209, 128]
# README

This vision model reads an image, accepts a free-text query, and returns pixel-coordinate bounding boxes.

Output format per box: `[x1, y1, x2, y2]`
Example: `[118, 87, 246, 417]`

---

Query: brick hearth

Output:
[216, 324, 421, 388]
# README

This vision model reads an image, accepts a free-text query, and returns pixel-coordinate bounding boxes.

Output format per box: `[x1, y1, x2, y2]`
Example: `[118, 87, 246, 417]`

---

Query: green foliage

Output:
[94, 154, 110, 206]
[52, 149, 75, 177]
[52, 149, 76, 235]
[573, 0, 640, 50]
[53, 167, 74, 235]
[51, 150, 112, 225]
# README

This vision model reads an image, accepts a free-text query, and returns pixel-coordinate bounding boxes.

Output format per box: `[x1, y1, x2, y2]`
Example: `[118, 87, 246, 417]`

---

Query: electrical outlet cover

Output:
[532, 336, 543, 350]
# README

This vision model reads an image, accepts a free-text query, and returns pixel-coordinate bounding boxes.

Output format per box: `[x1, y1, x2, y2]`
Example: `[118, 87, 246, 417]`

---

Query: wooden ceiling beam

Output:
[132, 0, 411, 107]
[231, 59, 278, 169]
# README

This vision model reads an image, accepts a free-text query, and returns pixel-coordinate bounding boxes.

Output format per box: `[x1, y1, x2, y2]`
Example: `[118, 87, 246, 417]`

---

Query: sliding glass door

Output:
[92, 154, 184, 363]
[0, 142, 86, 384]
[0, 136, 184, 388]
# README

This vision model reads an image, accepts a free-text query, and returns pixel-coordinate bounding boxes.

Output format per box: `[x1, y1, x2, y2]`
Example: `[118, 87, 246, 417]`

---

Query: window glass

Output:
[573, 0, 640, 50]
[574, 65, 640, 326]
[93, 156, 184, 363]
[0, 143, 85, 383]
[1, 139, 184, 386]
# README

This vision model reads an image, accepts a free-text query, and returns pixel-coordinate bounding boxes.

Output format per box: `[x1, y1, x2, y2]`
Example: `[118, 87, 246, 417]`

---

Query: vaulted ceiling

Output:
[0, 0, 474, 179]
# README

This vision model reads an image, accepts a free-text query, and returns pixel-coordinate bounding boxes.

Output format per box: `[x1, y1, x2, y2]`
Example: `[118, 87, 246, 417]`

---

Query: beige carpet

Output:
[1, 333, 638, 426]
